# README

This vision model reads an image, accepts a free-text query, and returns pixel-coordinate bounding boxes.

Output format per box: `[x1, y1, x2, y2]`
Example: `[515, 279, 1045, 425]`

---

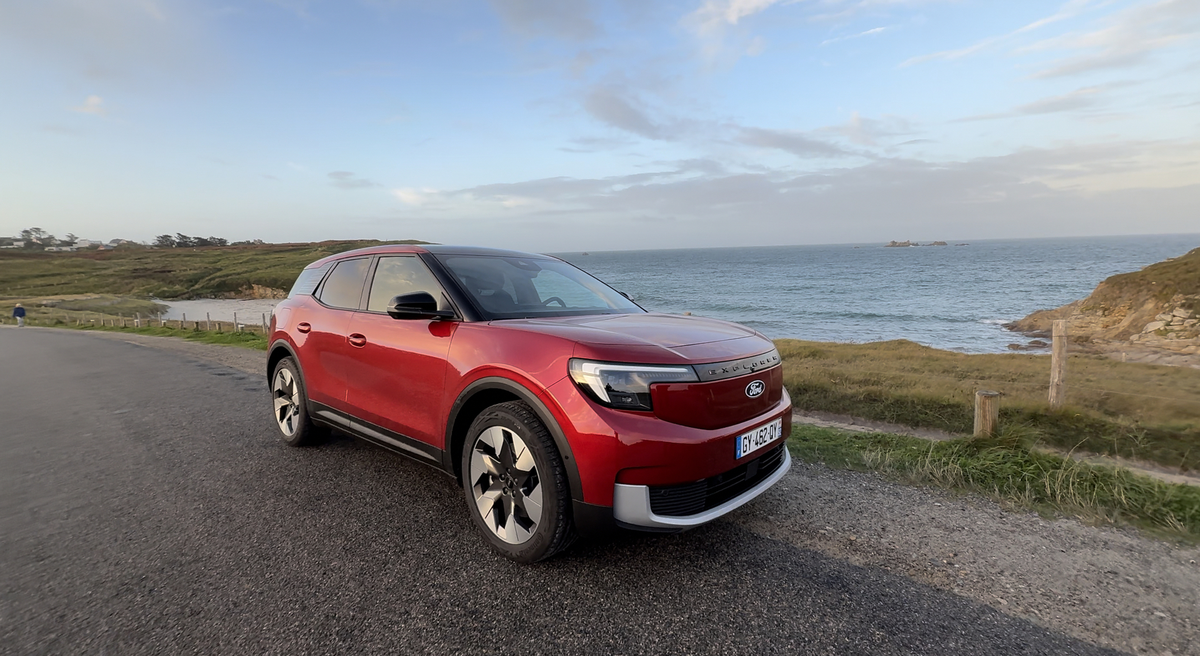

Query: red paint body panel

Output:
[344, 312, 456, 446]
[269, 244, 793, 514]
[276, 296, 355, 411]
[651, 366, 784, 430]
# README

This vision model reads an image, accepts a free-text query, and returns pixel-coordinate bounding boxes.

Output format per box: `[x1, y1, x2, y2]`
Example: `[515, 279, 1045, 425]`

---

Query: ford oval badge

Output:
[745, 380, 765, 398]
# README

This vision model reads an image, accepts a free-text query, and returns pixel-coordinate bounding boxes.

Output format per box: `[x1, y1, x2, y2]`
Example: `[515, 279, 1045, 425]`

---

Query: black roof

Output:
[421, 245, 555, 259]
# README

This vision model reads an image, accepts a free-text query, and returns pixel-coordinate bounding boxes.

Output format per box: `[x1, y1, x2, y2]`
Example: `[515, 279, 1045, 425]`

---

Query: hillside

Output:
[0, 240, 428, 299]
[1007, 246, 1200, 356]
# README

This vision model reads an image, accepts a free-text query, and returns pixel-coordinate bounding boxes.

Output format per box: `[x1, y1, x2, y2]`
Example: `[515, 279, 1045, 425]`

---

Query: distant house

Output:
[75, 239, 99, 248]
[108, 239, 132, 246]
[45, 246, 78, 252]
[1, 240, 26, 249]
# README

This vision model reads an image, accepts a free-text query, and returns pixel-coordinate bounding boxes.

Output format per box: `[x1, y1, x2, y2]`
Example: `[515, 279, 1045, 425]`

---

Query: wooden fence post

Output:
[135, 312, 141, 328]
[206, 312, 211, 331]
[1049, 319, 1067, 409]
[234, 312, 239, 332]
[974, 391, 1000, 438]
[262, 313, 268, 333]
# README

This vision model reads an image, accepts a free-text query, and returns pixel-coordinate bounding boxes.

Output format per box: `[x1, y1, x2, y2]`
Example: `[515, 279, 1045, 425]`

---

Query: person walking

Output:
[12, 303, 25, 327]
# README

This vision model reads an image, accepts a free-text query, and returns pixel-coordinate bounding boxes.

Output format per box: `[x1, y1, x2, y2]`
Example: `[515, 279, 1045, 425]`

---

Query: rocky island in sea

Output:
[1006, 246, 1200, 366]
[884, 240, 951, 247]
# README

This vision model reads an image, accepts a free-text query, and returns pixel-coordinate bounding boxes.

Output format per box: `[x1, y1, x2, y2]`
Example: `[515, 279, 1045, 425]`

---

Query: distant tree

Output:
[174, 233, 195, 248]
[154, 234, 177, 248]
[63, 233, 77, 245]
[207, 237, 228, 247]
[19, 227, 56, 247]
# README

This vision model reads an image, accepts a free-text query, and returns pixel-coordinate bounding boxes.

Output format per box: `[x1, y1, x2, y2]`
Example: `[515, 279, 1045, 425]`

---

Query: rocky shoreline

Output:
[1005, 246, 1200, 368]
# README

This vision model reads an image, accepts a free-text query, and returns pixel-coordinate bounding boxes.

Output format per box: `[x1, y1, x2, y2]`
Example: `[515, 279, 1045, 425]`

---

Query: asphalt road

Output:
[0, 328, 1123, 655]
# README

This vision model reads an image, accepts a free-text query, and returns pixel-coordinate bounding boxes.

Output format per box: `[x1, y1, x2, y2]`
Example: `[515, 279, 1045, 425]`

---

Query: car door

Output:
[296, 257, 370, 417]
[343, 255, 457, 452]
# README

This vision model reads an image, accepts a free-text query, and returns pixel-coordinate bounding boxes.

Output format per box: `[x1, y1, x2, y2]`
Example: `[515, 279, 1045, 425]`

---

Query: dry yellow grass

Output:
[777, 338, 1200, 469]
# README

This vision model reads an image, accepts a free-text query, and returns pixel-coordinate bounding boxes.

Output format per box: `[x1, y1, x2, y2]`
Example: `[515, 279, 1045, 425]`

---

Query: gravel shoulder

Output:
[36, 327, 1200, 655]
[735, 464, 1200, 656]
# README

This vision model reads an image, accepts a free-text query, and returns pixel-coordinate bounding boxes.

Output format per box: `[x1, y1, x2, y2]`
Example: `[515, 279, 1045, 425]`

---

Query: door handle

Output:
[296, 322, 311, 334]
[348, 333, 367, 348]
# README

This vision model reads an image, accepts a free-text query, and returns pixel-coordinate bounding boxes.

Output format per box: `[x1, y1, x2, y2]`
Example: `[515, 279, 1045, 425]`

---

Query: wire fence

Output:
[787, 363, 1200, 406]
[1, 309, 271, 335]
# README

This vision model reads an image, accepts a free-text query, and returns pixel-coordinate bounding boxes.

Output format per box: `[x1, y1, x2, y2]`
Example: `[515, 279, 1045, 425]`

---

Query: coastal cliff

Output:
[1007, 246, 1200, 358]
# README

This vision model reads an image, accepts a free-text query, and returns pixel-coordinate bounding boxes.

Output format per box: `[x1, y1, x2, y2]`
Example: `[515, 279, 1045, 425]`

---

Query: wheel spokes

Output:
[272, 369, 299, 436]
[469, 425, 542, 545]
[513, 482, 542, 525]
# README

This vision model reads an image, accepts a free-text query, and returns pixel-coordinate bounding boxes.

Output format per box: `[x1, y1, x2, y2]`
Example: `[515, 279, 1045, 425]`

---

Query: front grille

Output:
[648, 445, 786, 517]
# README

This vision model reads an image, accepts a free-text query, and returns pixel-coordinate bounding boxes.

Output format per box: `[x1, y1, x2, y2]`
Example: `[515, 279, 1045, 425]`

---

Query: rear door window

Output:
[316, 258, 369, 310]
[366, 256, 445, 312]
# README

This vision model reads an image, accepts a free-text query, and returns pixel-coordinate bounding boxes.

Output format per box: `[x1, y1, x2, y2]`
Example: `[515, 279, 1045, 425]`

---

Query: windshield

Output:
[436, 255, 644, 319]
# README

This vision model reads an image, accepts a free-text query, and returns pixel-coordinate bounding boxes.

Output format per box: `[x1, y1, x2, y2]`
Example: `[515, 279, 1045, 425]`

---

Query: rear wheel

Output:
[270, 357, 326, 447]
[462, 401, 575, 562]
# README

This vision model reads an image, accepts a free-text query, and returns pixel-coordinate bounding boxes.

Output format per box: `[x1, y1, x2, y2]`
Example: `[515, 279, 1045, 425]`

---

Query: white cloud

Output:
[901, 0, 1200, 76]
[486, 0, 597, 41]
[383, 140, 1200, 250]
[901, 0, 1100, 67]
[821, 26, 891, 47]
[819, 112, 915, 146]
[738, 126, 858, 158]
[1025, 0, 1200, 78]
[328, 171, 380, 190]
[0, 0, 208, 85]
[72, 95, 106, 116]
[582, 86, 675, 140]
[688, 0, 784, 35]
[393, 187, 439, 205]
[957, 85, 1113, 121]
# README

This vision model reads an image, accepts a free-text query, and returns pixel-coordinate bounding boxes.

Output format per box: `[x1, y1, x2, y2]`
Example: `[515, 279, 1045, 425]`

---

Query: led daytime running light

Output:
[568, 359, 698, 410]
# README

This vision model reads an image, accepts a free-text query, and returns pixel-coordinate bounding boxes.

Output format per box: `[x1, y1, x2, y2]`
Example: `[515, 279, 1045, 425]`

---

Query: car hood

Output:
[492, 313, 773, 363]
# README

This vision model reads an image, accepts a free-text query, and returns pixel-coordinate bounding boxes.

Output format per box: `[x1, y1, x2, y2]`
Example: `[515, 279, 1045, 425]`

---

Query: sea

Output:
[554, 234, 1199, 354]
[159, 234, 1198, 353]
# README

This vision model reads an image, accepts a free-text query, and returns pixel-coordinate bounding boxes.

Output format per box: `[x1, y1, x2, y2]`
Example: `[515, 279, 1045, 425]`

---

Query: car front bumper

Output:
[612, 447, 791, 530]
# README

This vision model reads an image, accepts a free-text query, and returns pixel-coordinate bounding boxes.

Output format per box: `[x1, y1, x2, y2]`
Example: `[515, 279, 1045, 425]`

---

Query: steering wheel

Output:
[541, 296, 567, 307]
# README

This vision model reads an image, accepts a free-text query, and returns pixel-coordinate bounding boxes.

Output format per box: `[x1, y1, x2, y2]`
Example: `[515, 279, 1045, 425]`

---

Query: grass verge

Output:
[789, 424, 1200, 541]
[777, 338, 1200, 471]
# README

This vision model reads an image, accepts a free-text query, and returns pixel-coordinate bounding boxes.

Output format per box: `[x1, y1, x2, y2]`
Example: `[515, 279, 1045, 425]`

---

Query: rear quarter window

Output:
[287, 263, 332, 298]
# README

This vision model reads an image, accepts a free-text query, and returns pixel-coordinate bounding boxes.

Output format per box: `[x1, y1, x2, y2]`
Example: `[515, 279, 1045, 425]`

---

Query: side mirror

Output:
[387, 292, 455, 320]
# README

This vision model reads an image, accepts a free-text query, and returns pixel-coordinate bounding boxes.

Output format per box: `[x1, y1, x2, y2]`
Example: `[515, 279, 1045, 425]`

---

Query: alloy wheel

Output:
[272, 366, 300, 437]
[468, 425, 543, 544]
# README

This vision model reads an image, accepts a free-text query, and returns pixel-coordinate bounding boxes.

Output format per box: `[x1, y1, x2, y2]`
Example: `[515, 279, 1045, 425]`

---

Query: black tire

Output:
[269, 357, 326, 447]
[461, 401, 575, 563]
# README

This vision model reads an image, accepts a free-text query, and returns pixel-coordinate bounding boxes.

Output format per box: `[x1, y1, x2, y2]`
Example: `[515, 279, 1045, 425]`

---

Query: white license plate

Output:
[735, 418, 783, 459]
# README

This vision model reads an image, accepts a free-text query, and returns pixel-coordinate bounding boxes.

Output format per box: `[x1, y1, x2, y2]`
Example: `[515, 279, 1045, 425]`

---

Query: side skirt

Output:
[310, 402, 451, 475]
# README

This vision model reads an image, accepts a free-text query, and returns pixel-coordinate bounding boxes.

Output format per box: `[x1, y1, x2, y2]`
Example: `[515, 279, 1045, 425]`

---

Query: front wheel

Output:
[462, 401, 575, 562]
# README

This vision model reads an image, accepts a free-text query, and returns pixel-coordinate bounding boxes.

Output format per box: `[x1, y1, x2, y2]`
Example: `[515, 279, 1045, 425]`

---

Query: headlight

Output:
[568, 359, 698, 411]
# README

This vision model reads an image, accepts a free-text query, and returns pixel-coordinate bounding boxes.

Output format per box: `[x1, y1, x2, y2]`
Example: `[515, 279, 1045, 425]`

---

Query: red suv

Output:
[268, 245, 792, 562]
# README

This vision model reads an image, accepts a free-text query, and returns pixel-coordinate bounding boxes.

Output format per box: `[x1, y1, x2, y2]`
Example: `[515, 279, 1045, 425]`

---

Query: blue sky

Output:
[2, 0, 1198, 251]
